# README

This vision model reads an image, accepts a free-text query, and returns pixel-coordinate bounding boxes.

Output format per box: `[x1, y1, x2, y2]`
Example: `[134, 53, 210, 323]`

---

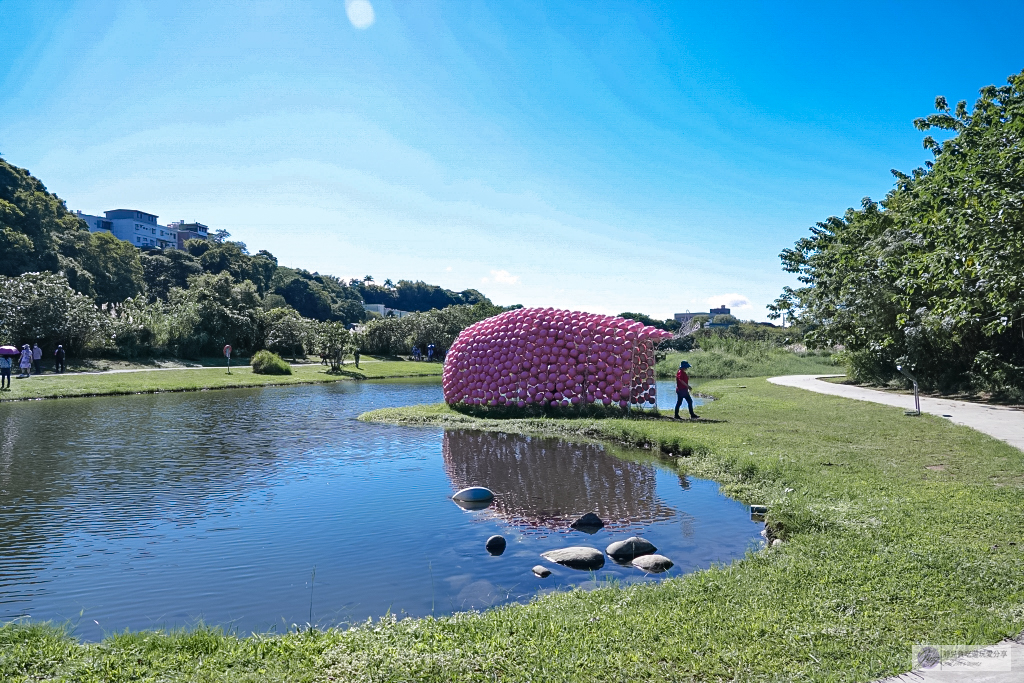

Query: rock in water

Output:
[452, 486, 494, 503]
[453, 499, 492, 511]
[541, 547, 605, 571]
[569, 512, 605, 533]
[485, 535, 506, 555]
[532, 565, 551, 578]
[606, 536, 657, 561]
[631, 554, 674, 573]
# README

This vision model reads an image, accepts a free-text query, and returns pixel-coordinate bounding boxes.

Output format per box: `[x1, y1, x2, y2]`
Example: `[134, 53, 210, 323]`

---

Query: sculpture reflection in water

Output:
[443, 430, 693, 535]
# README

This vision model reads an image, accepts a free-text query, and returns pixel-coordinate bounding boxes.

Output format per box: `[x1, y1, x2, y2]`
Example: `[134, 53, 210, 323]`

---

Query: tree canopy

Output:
[355, 279, 491, 312]
[771, 70, 1024, 398]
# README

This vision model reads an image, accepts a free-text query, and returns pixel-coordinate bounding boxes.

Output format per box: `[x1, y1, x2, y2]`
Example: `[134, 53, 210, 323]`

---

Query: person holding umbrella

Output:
[0, 345, 16, 389]
[18, 344, 32, 378]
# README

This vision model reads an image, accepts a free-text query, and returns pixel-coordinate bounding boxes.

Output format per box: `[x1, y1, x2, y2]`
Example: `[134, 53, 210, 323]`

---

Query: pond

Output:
[0, 380, 761, 641]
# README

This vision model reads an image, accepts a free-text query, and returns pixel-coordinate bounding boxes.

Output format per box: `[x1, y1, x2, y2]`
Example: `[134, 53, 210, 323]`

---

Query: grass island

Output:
[0, 357, 443, 403]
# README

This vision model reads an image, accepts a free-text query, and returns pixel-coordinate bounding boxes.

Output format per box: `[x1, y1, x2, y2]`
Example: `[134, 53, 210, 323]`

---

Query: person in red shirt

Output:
[674, 360, 699, 420]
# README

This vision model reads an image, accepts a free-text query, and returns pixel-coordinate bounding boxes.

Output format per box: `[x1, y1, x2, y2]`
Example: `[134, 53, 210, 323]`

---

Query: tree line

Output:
[0, 158, 506, 360]
[771, 70, 1024, 400]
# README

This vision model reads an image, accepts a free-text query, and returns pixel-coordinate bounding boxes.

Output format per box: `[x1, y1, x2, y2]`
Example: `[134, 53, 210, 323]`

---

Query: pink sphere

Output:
[443, 307, 669, 408]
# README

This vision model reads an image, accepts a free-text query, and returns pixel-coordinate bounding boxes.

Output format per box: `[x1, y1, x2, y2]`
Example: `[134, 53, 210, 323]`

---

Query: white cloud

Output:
[345, 0, 375, 29]
[482, 269, 520, 285]
[445, 266, 452, 272]
[706, 293, 751, 310]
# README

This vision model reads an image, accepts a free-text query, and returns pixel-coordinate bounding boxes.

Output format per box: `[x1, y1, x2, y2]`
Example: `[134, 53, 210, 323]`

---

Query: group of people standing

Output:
[0, 343, 66, 389]
[411, 344, 436, 361]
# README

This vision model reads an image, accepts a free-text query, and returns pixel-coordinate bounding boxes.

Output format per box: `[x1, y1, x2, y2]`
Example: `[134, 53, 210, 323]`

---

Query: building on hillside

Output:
[103, 209, 178, 248]
[72, 210, 114, 234]
[362, 303, 412, 318]
[72, 210, 207, 250]
[172, 221, 209, 248]
[709, 305, 731, 316]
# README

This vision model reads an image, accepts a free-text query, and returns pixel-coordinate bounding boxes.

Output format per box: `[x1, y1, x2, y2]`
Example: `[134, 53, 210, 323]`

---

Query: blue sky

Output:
[2, 1, 1022, 319]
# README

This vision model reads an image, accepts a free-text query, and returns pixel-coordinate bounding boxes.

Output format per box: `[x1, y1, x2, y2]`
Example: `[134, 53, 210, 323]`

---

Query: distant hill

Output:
[0, 156, 492, 320]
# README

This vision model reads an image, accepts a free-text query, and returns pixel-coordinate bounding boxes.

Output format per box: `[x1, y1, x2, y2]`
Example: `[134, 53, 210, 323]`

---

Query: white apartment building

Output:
[72, 211, 114, 234]
[73, 209, 182, 249]
[104, 209, 176, 249]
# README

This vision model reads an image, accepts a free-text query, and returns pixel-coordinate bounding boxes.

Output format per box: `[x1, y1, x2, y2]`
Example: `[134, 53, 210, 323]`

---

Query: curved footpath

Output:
[769, 374, 1024, 453]
[770, 374, 1023, 682]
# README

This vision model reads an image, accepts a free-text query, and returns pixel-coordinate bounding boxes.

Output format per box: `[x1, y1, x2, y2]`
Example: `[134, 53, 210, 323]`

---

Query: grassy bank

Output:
[4, 379, 1023, 682]
[658, 348, 840, 379]
[0, 358, 442, 402]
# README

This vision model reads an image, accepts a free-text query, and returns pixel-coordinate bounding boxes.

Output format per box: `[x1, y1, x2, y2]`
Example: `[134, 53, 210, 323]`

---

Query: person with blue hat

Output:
[674, 360, 699, 420]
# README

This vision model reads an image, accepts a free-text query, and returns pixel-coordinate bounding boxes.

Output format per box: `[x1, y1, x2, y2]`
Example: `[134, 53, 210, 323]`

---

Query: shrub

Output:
[251, 350, 291, 375]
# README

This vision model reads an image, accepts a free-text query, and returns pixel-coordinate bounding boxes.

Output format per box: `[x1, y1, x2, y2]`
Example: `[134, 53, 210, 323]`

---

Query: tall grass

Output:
[657, 344, 840, 379]
[653, 324, 841, 380]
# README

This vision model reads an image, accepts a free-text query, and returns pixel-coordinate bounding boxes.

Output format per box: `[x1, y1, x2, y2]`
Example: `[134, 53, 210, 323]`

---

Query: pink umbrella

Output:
[0, 346, 19, 356]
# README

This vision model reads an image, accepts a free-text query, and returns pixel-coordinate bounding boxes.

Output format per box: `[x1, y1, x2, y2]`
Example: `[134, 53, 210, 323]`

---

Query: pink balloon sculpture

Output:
[442, 308, 674, 408]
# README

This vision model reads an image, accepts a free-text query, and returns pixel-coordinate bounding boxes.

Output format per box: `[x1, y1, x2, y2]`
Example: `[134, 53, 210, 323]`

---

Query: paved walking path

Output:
[769, 374, 1023, 682]
[768, 375, 1024, 453]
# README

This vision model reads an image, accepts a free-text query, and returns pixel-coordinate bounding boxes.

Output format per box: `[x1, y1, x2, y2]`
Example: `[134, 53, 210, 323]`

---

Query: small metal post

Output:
[896, 365, 920, 416]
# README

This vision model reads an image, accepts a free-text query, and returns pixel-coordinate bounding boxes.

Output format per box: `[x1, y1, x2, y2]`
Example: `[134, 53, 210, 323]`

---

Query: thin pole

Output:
[897, 365, 920, 416]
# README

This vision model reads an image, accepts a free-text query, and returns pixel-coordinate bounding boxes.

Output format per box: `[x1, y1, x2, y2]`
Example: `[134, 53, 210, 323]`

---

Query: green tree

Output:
[356, 279, 493, 312]
[57, 231, 146, 303]
[277, 276, 335, 320]
[0, 158, 83, 277]
[141, 249, 203, 301]
[359, 301, 513, 357]
[360, 316, 408, 356]
[270, 267, 365, 323]
[165, 272, 265, 357]
[311, 321, 351, 372]
[772, 70, 1024, 397]
[0, 272, 103, 355]
[187, 240, 277, 294]
[265, 307, 309, 360]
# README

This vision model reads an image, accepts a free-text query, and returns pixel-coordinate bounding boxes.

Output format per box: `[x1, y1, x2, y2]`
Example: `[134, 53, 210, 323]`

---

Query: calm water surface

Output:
[0, 380, 760, 640]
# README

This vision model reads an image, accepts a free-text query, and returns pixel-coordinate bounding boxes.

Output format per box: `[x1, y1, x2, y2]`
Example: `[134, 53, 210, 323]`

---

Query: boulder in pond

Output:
[532, 565, 551, 578]
[569, 512, 605, 533]
[485, 535, 506, 555]
[453, 498, 492, 511]
[631, 554, 674, 573]
[541, 546, 605, 571]
[606, 536, 656, 561]
[453, 486, 494, 503]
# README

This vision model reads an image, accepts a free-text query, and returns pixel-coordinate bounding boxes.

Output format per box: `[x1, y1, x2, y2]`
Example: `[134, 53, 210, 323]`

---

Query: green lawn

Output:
[0, 358, 442, 402]
[658, 349, 841, 379]
[3, 378, 1022, 682]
